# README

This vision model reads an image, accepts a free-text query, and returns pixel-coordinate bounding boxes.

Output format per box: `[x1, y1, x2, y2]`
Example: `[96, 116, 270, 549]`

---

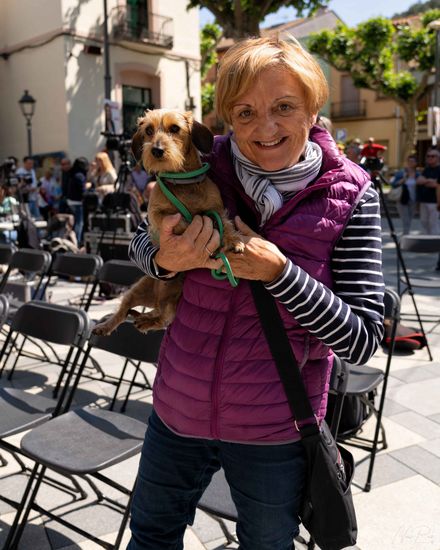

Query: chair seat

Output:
[198, 469, 238, 522]
[20, 406, 146, 474]
[346, 366, 384, 395]
[400, 276, 440, 289]
[0, 388, 55, 438]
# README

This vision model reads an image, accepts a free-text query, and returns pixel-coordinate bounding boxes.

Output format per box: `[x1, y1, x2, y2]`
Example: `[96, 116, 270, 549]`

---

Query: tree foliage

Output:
[393, 0, 440, 18]
[200, 23, 223, 78]
[308, 11, 440, 159]
[188, 0, 327, 39]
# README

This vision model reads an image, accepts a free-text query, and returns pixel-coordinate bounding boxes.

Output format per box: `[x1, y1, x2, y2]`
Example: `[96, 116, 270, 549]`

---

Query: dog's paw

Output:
[134, 315, 165, 333]
[232, 241, 245, 254]
[92, 322, 114, 336]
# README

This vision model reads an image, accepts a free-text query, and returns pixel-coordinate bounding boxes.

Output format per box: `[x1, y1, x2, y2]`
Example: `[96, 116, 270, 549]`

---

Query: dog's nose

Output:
[151, 147, 164, 159]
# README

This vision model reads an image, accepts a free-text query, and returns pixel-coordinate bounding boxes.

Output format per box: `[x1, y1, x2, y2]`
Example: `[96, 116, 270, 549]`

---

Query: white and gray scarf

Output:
[231, 137, 323, 225]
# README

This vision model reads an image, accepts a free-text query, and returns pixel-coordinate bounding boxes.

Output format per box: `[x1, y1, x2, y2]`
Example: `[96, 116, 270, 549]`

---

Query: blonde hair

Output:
[215, 36, 329, 124]
[96, 151, 115, 175]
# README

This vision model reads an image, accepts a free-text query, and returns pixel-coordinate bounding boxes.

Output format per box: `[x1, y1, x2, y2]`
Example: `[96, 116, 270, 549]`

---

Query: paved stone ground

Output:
[0, 213, 440, 550]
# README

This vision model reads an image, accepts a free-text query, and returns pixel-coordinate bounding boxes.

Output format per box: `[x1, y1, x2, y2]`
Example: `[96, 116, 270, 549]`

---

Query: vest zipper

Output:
[210, 288, 239, 439]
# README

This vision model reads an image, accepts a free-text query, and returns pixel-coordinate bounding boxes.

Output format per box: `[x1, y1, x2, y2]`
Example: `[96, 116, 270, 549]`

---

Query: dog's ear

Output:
[131, 129, 144, 163]
[191, 120, 214, 154]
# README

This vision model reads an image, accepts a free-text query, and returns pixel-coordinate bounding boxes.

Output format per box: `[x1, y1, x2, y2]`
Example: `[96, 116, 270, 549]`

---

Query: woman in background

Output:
[391, 154, 420, 234]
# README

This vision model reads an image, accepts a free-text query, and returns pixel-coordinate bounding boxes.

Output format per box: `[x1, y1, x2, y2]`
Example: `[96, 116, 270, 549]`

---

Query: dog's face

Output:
[131, 109, 213, 173]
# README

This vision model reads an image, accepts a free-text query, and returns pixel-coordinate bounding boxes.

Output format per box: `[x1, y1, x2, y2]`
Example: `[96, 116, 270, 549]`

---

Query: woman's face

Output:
[230, 66, 316, 171]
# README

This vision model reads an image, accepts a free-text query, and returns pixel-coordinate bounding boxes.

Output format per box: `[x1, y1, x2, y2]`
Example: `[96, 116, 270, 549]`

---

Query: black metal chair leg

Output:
[3, 463, 46, 549]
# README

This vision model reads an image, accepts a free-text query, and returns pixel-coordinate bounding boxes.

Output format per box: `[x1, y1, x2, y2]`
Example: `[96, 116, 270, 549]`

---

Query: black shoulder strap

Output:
[250, 280, 319, 437]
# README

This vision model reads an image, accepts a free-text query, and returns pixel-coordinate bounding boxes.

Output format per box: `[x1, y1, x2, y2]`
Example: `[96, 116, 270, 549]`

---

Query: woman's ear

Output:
[191, 120, 214, 154]
[310, 113, 318, 126]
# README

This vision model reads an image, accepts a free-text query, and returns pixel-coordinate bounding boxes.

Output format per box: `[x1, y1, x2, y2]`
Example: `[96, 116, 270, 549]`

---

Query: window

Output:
[122, 85, 153, 135]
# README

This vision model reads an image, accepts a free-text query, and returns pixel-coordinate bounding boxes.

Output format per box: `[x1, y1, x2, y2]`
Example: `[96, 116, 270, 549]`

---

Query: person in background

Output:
[127, 36, 384, 550]
[93, 151, 117, 198]
[391, 154, 420, 235]
[361, 137, 387, 159]
[125, 163, 152, 210]
[345, 143, 362, 165]
[59, 157, 72, 213]
[416, 148, 440, 236]
[15, 156, 40, 219]
[38, 167, 58, 221]
[66, 157, 89, 244]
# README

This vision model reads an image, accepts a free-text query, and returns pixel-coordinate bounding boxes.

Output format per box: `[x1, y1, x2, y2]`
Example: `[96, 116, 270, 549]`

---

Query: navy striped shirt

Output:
[128, 184, 384, 365]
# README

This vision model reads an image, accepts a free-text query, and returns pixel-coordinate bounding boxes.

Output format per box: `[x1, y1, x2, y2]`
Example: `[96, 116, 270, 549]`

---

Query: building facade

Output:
[0, 0, 201, 163]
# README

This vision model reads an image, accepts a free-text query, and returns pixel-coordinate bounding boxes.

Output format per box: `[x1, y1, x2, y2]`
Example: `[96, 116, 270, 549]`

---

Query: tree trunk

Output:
[401, 101, 417, 165]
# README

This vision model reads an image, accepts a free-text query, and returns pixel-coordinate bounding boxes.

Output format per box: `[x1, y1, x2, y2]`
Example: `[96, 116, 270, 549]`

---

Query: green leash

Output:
[156, 164, 239, 287]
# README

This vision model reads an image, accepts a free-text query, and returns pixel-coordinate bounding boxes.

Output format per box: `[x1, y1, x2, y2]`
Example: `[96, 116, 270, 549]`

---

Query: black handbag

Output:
[250, 281, 357, 550]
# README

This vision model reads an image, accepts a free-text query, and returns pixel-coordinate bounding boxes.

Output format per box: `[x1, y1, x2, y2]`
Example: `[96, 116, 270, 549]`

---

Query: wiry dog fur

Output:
[92, 109, 244, 336]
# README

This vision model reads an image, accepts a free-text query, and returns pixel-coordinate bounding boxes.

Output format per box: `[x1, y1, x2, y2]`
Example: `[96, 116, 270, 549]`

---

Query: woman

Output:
[93, 151, 117, 198]
[127, 37, 385, 550]
[391, 154, 420, 234]
[66, 157, 89, 244]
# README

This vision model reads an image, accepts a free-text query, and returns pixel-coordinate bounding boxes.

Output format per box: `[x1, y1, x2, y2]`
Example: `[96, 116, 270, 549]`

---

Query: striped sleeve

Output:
[128, 219, 159, 278]
[265, 185, 385, 365]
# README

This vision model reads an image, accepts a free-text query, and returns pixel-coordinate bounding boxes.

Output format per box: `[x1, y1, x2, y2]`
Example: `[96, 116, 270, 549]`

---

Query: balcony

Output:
[112, 8, 173, 49]
[331, 100, 366, 120]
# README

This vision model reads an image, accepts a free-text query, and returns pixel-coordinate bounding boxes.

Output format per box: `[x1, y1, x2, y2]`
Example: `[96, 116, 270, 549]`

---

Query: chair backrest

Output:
[97, 259, 144, 287]
[0, 294, 9, 326]
[10, 301, 91, 347]
[8, 248, 52, 274]
[90, 319, 164, 363]
[50, 252, 103, 279]
[0, 248, 52, 296]
[0, 243, 15, 265]
[384, 287, 400, 320]
[400, 235, 440, 253]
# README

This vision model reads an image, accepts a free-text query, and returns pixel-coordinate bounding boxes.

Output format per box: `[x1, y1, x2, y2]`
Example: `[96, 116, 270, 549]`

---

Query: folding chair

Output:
[91, 317, 164, 411]
[196, 356, 351, 549]
[333, 288, 400, 492]
[82, 259, 149, 409]
[0, 242, 15, 267]
[397, 234, 440, 359]
[42, 251, 103, 310]
[4, 319, 155, 550]
[0, 248, 52, 305]
[0, 301, 91, 507]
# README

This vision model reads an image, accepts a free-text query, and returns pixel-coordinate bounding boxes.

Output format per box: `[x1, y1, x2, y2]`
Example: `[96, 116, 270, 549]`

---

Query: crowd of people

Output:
[0, 150, 155, 246]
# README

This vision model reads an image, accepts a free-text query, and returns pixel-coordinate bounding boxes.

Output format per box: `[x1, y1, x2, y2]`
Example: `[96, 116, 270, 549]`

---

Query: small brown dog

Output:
[92, 109, 244, 336]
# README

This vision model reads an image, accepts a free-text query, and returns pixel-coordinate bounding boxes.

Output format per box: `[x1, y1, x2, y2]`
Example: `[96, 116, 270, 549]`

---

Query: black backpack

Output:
[325, 392, 375, 438]
[17, 215, 40, 249]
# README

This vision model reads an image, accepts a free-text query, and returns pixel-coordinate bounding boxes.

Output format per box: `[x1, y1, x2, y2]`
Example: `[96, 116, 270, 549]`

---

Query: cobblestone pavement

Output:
[0, 214, 439, 549]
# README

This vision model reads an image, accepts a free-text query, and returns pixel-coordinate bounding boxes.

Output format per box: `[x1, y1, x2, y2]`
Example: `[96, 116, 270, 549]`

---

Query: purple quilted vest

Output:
[153, 126, 371, 443]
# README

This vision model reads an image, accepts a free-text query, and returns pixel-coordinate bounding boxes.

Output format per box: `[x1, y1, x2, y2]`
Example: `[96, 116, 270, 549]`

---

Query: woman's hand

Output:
[223, 217, 287, 283]
[155, 213, 223, 273]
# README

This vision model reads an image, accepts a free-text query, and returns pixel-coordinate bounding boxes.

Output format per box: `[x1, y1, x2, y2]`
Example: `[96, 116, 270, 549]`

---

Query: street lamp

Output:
[18, 90, 36, 156]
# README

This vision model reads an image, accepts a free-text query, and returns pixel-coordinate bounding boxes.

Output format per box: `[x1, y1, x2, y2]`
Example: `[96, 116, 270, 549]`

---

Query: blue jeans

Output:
[127, 410, 306, 550]
[69, 203, 83, 244]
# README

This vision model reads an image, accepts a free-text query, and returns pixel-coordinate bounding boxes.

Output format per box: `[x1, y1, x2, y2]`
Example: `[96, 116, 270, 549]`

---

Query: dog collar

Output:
[158, 162, 210, 186]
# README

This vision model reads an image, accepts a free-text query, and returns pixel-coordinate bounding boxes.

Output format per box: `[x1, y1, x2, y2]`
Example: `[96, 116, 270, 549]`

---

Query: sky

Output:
[199, 0, 423, 28]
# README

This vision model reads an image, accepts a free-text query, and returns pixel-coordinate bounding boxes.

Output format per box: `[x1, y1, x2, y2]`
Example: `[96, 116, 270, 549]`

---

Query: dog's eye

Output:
[145, 126, 154, 136]
[169, 125, 180, 134]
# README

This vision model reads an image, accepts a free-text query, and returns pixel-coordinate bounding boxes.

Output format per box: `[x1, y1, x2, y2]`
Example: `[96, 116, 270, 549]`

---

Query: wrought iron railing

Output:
[330, 100, 367, 119]
[112, 7, 173, 49]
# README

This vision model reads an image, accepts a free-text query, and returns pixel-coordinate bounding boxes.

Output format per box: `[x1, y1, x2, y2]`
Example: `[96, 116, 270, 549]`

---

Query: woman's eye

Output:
[145, 126, 154, 136]
[239, 109, 252, 119]
[169, 125, 180, 133]
[277, 103, 293, 113]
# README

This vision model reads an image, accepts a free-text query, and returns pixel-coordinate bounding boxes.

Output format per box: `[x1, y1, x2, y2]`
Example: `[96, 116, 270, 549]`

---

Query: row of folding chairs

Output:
[0, 297, 164, 549]
[0, 246, 151, 409]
